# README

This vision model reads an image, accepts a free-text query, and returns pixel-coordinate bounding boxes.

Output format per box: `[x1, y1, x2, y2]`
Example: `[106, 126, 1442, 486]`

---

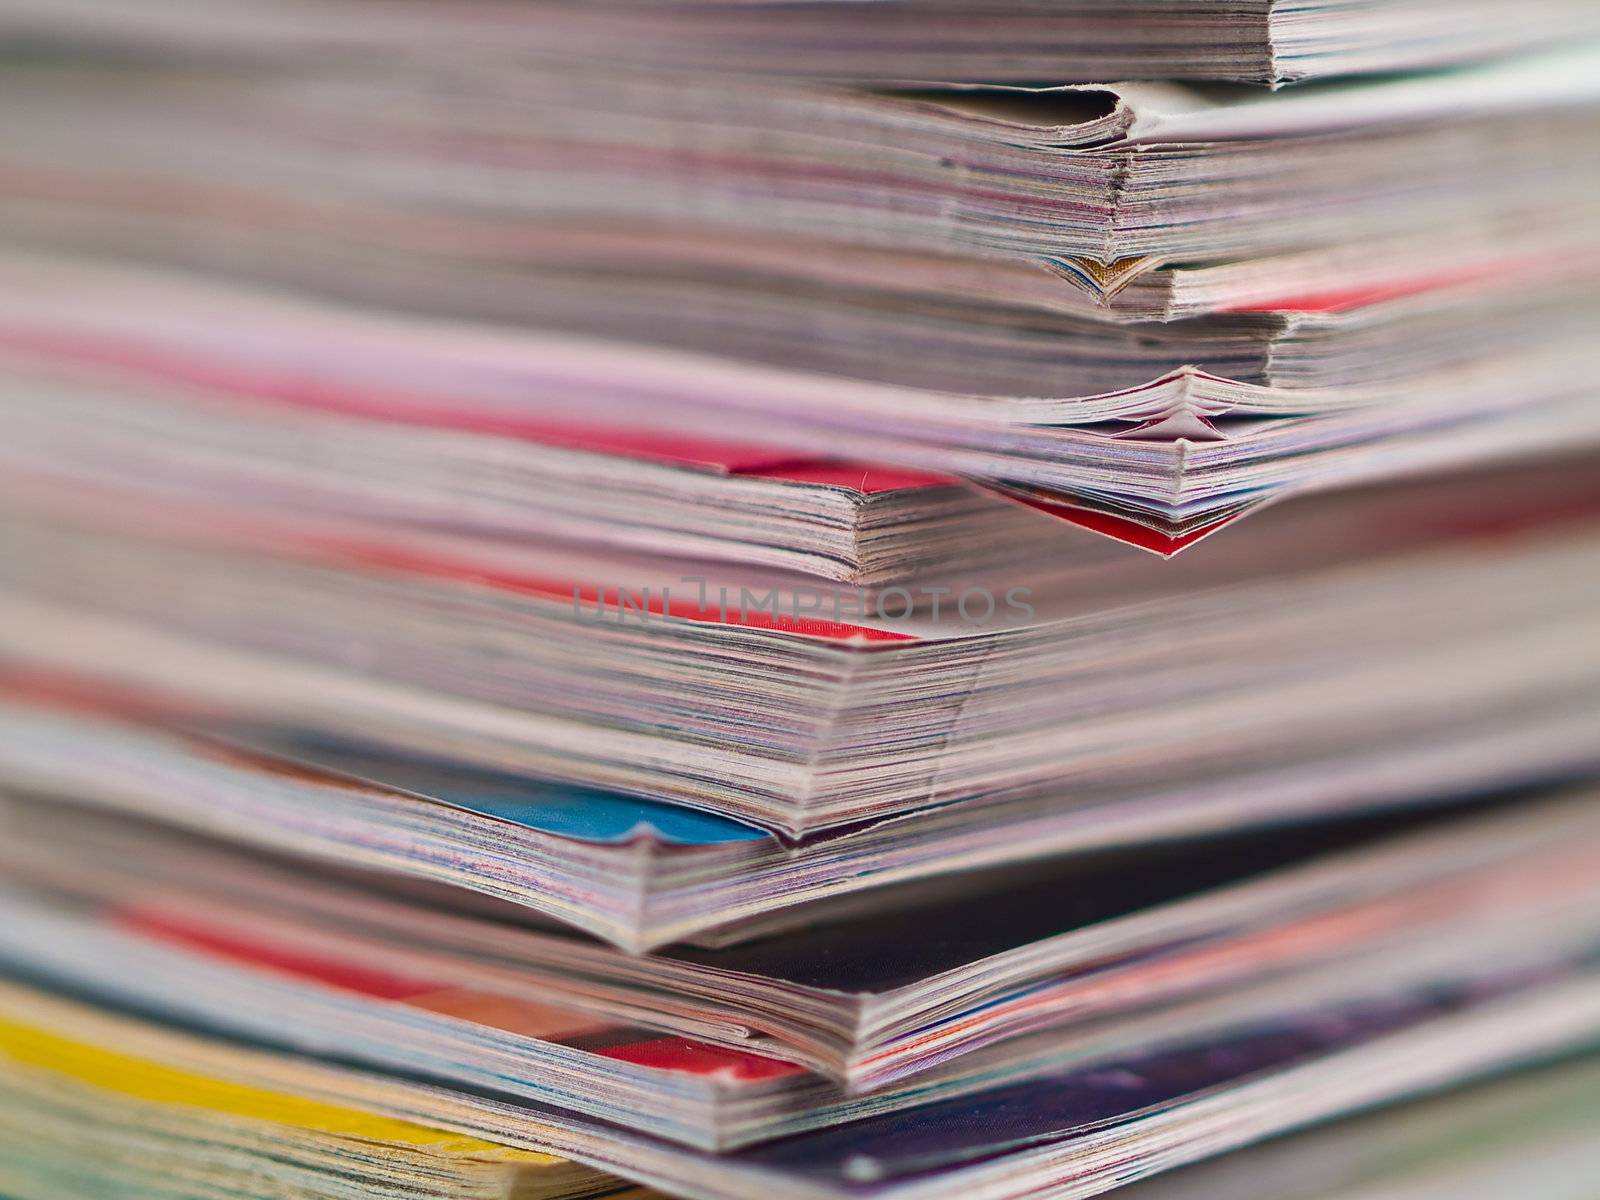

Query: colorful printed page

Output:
[0, 1010, 553, 1162]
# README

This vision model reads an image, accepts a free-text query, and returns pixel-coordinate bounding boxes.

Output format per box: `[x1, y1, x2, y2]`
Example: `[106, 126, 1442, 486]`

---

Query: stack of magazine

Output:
[0, 3, 1596, 1199]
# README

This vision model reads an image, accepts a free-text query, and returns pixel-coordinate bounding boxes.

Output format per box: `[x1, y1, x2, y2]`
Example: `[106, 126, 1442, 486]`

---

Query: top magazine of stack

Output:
[5, 0, 1600, 85]
[3, 45, 1600, 550]
[5, 45, 1600, 278]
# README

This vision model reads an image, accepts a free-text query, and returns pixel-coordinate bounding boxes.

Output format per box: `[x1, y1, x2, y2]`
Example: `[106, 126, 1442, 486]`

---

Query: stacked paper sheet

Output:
[5, 0, 1600, 84]
[0, 3, 1597, 1200]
